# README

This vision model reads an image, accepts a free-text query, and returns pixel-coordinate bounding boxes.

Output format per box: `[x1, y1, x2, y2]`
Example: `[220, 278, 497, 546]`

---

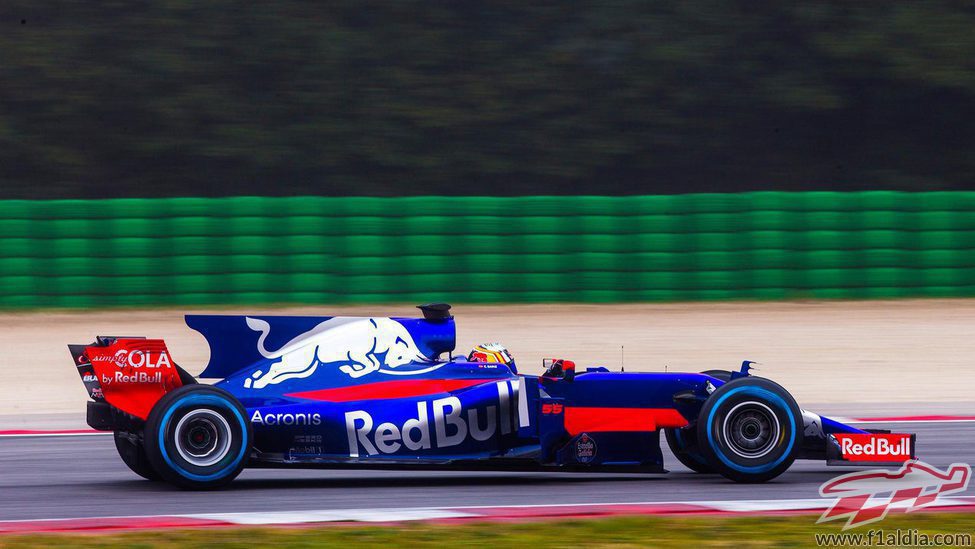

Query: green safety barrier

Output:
[1, 192, 974, 307]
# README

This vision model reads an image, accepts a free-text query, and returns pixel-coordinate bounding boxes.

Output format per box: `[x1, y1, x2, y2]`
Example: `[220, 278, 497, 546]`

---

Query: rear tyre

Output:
[697, 377, 802, 483]
[144, 385, 251, 490]
[113, 431, 159, 481]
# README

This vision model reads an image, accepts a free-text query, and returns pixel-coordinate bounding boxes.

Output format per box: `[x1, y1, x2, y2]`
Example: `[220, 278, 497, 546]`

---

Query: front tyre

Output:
[144, 385, 251, 490]
[697, 377, 802, 483]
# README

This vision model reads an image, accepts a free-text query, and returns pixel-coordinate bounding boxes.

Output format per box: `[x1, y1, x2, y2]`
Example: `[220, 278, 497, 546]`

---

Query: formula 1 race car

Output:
[69, 304, 916, 489]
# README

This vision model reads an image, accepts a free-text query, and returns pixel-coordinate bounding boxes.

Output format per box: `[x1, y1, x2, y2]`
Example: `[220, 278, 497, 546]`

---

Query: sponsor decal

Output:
[250, 410, 322, 426]
[345, 381, 517, 457]
[243, 317, 438, 389]
[76, 354, 88, 365]
[101, 371, 164, 385]
[83, 341, 182, 419]
[819, 460, 971, 530]
[541, 403, 564, 415]
[294, 435, 322, 444]
[89, 349, 172, 370]
[289, 434, 324, 457]
[90, 387, 104, 399]
[575, 433, 597, 463]
[835, 433, 912, 462]
[82, 373, 97, 383]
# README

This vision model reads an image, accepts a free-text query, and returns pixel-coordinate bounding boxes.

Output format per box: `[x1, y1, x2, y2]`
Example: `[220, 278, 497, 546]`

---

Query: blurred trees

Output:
[1, 1, 974, 198]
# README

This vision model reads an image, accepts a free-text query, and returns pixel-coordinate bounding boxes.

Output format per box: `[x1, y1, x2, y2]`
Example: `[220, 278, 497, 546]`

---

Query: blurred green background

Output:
[2, 192, 974, 307]
[3, 4, 974, 307]
[2, 2, 975, 197]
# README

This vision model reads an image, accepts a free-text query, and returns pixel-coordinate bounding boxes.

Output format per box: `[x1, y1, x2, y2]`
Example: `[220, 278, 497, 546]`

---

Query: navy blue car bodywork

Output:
[72, 305, 915, 488]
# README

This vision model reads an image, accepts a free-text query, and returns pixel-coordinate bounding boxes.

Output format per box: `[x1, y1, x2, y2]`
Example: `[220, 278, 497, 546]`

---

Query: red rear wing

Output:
[73, 338, 183, 419]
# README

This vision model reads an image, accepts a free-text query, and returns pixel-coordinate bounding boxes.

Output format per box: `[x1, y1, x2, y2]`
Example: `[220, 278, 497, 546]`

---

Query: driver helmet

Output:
[468, 343, 517, 373]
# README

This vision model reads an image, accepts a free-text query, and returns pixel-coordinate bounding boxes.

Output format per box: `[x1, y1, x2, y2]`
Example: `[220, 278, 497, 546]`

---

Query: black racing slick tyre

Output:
[144, 385, 251, 490]
[114, 431, 160, 481]
[701, 370, 732, 382]
[663, 369, 734, 474]
[664, 426, 713, 473]
[696, 377, 802, 483]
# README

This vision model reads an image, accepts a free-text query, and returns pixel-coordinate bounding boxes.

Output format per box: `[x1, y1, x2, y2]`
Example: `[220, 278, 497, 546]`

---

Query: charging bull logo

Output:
[818, 460, 971, 530]
[243, 317, 438, 388]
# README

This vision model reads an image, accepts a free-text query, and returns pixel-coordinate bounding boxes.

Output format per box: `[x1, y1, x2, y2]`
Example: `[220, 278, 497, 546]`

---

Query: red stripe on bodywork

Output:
[563, 407, 687, 435]
[286, 378, 497, 402]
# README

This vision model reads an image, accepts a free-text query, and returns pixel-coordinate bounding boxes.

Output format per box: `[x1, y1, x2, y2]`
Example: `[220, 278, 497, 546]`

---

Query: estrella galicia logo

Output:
[576, 433, 597, 464]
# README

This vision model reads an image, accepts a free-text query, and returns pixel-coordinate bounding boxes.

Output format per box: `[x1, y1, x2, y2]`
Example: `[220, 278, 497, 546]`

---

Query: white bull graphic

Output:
[242, 317, 433, 389]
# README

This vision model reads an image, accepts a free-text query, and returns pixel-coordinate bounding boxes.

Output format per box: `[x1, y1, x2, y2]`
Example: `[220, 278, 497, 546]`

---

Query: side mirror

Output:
[563, 360, 576, 381]
[542, 358, 576, 380]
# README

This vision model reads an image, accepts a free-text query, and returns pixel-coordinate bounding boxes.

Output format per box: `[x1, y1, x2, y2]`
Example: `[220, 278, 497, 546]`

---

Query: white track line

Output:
[183, 508, 478, 524]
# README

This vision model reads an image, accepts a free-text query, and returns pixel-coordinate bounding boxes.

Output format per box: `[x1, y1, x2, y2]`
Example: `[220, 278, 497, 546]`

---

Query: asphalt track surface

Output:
[1, 421, 973, 522]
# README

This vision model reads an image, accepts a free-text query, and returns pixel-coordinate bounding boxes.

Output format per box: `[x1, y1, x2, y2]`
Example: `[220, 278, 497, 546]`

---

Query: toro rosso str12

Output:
[69, 304, 916, 489]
